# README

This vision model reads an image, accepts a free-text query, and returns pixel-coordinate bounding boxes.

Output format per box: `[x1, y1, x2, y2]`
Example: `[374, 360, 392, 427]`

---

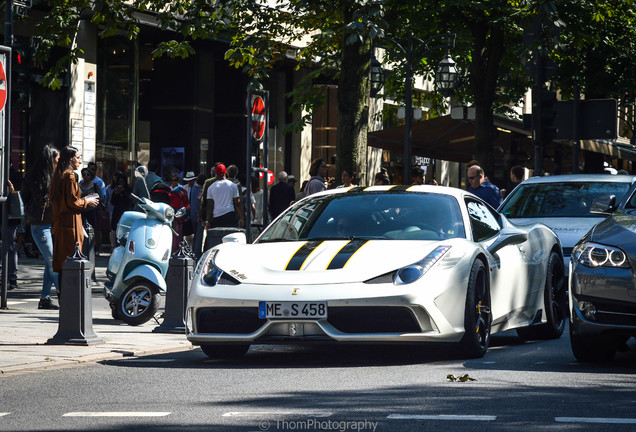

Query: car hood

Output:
[212, 239, 456, 285]
[588, 213, 636, 254]
[508, 217, 605, 250]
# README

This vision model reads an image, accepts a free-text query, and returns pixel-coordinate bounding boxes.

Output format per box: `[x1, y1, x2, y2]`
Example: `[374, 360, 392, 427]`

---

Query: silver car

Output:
[499, 174, 636, 267]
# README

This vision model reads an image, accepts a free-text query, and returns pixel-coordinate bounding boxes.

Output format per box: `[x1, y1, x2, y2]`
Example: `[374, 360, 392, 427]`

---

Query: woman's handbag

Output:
[8, 192, 24, 219]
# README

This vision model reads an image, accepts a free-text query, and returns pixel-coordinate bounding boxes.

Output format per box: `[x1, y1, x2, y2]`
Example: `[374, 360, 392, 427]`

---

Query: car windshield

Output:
[500, 181, 632, 218]
[258, 191, 466, 242]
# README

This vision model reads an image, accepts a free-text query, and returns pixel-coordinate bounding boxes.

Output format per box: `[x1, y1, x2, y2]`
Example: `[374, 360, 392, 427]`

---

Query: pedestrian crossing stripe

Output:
[556, 417, 636, 424]
[387, 414, 496, 421]
[63, 412, 171, 417]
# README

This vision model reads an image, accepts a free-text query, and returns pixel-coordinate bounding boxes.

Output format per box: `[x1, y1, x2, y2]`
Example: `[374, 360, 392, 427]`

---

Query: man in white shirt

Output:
[205, 164, 244, 228]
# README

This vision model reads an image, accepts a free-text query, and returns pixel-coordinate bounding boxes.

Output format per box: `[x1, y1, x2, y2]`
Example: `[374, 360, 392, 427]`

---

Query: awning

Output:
[577, 139, 636, 161]
[368, 114, 636, 163]
[367, 114, 529, 163]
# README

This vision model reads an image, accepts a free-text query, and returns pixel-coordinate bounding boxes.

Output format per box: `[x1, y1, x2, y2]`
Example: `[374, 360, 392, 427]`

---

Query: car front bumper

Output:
[569, 260, 636, 337]
[185, 293, 466, 346]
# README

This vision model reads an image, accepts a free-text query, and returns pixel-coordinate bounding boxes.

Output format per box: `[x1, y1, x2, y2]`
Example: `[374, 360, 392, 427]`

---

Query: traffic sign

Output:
[0, 58, 6, 112]
[251, 96, 266, 141]
[267, 170, 274, 186]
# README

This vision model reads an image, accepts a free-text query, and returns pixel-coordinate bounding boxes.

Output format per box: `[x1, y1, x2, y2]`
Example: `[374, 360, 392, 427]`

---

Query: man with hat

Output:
[205, 164, 245, 229]
[182, 171, 197, 196]
[287, 175, 297, 193]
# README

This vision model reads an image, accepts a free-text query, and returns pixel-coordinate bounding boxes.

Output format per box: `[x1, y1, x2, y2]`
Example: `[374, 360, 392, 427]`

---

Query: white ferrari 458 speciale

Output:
[186, 185, 566, 359]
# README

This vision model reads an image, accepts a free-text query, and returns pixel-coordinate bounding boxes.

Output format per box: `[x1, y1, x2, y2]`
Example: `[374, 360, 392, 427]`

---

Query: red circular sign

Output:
[251, 96, 266, 141]
[267, 170, 274, 186]
[0, 58, 6, 112]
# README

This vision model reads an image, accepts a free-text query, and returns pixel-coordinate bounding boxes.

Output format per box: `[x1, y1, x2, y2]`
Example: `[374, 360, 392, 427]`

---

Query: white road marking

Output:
[556, 417, 636, 424]
[223, 411, 333, 417]
[0, 413, 9, 417]
[388, 414, 496, 421]
[63, 412, 171, 417]
[118, 359, 175, 363]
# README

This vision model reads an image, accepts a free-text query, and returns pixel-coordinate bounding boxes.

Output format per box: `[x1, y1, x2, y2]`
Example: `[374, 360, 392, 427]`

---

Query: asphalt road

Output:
[1, 328, 636, 432]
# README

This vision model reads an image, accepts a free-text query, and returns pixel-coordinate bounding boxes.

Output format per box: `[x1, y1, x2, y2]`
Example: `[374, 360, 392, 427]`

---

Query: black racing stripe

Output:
[327, 239, 369, 270]
[347, 186, 366, 193]
[389, 185, 411, 192]
[285, 241, 324, 271]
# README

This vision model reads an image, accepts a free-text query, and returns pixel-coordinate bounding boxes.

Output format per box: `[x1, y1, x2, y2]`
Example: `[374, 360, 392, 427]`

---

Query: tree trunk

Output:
[337, 20, 370, 186]
[470, 21, 505, 179]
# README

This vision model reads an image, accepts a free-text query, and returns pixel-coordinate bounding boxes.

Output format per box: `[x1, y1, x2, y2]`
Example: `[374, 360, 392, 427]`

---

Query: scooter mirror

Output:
[175, 207, 187, 219]
[135, 166, 148, 178]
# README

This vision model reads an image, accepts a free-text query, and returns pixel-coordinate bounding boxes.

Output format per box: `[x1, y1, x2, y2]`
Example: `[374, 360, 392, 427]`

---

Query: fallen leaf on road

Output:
[446, 373, 477, 382]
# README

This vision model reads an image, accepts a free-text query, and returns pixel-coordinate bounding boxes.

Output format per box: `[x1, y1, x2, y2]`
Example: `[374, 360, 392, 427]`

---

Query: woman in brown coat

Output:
[49, 146, 99, 291]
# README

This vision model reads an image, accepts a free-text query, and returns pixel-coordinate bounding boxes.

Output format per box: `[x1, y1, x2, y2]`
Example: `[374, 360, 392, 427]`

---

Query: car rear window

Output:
[500, 182, 631, 218]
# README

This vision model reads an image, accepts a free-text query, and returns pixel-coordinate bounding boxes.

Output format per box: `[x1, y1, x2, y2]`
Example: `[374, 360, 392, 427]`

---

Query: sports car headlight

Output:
[573, 242, 629, 268]
[198, 249, 224, 286]
[163, 207, 175, 224]
[394, 246, 451, 285]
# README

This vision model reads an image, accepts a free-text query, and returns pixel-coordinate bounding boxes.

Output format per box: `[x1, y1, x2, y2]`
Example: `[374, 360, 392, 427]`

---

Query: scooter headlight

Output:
[197, 249, 224, 287]
[163, 207, 175, 224]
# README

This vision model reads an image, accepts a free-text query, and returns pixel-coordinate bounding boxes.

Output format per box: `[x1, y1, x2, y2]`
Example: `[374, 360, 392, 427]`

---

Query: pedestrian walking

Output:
[269, 171, 295, 219]
[20, 144, 60, 309]
[49, 146, 99, 294]
[167, 171, 190, 251]
[205, 164, 244, 228]
[304, 159, 327, 196]
[189, 173, 207, 258]
[337, 168, 356, 188]
[108, 170, 132, 247]
[2, 175, 22, 292]
[467, 165, 502, 209]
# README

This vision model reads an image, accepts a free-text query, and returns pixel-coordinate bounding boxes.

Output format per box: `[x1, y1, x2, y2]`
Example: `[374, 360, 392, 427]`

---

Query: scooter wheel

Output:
[118, 283, 161, 326]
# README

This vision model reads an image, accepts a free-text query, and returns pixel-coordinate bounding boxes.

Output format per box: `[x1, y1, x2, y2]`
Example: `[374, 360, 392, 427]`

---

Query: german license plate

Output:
[259, 301, 327, 319]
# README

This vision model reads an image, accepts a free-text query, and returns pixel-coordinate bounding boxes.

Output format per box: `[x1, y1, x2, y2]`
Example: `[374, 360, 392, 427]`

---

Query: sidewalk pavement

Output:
[0, 252, 194, 376]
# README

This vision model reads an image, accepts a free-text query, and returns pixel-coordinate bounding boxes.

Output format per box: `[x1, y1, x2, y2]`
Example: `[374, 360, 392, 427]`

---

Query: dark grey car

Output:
[569, 183, 636, 361]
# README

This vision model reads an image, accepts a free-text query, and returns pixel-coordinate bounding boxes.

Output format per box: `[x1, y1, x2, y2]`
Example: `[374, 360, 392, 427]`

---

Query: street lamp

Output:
[370, 57, 385, 98]
[374, 32, 458, 184]
[435, 53, 460, 98]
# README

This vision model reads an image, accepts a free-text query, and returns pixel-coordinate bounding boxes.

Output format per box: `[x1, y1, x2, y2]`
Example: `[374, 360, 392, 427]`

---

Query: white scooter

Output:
[104, 167, 185, 325]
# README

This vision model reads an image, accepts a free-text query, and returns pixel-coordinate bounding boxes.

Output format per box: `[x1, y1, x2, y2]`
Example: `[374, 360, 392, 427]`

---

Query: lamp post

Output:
[371, 32, 458, 184]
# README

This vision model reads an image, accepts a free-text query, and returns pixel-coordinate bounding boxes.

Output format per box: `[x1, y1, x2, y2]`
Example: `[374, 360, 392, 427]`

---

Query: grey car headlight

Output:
[394, 246, 451, 285]
[573, 242, 629, 268]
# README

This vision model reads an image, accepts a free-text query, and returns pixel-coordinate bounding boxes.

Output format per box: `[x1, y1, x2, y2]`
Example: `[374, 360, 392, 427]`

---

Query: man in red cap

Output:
[205, 163, 244, 229]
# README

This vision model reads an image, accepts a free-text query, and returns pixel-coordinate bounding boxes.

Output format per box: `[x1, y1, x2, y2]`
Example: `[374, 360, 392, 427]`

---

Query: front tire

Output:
[517, 251, 566, 341]
[117, 283, 161, 326]
[459, 259, 492, 358]
[200, 344, 250, 359]
[570, 324, 616, 362]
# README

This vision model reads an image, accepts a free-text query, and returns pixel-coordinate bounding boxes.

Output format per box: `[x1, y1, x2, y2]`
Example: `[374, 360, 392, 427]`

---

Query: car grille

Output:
[196, 307, 263, 334]
[585, 298, 636, 326]
[562, 247, 573, 257]
[195, 306, 423, 335]
[328, 306, 421, 333]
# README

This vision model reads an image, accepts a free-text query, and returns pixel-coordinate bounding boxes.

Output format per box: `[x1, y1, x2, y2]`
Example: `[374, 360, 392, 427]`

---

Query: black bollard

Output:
[47, 243, 103, 345]
[203, 227, 245, 251]
[153, 242, 195, 333]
